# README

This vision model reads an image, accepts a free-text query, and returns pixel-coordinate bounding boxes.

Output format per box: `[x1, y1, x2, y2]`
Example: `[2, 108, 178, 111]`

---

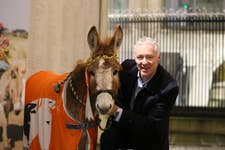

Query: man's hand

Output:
[109, 104, 119, 116]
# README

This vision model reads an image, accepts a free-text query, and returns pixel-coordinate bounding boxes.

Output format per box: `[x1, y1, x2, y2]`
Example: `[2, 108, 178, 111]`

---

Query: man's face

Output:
[134, 44, 160, 81]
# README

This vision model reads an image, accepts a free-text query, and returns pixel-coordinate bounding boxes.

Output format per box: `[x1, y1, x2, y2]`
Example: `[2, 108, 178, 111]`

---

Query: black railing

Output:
[109, 13, 225, 117]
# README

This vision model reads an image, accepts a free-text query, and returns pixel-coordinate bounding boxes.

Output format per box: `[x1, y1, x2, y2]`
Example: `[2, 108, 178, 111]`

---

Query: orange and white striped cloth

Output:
[23, 71, 98, 150]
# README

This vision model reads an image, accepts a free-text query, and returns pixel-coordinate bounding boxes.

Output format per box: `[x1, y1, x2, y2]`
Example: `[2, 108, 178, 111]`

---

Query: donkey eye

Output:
[90, 71, 95, 77]
[113, 70, 118, 76]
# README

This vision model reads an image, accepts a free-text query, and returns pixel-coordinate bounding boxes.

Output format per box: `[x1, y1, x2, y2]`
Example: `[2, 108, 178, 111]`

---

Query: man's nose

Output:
[142, 57, 149, 64]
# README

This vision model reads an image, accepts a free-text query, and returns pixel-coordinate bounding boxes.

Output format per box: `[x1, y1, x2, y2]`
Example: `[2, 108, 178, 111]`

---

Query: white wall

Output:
[27, 0, 108, 76]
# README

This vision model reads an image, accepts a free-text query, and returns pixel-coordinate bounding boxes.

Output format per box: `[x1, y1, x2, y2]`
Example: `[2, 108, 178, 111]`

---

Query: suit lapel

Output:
[145, 65, 161, 94]
[133, 65, 162, 112]
[125, 65, 138, 108]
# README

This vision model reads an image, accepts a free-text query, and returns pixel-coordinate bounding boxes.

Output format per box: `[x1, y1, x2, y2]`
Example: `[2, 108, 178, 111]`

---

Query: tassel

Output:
[53, 83, 61, 93]
[77, 130, 89, 150]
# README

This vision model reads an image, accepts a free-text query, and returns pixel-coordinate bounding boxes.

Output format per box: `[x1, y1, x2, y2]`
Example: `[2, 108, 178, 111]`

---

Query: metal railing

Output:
[109, 13, 225, 117]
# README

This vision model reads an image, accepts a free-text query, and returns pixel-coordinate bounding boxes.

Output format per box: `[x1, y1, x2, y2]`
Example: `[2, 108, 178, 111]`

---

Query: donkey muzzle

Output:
[95, 90, 115, 115]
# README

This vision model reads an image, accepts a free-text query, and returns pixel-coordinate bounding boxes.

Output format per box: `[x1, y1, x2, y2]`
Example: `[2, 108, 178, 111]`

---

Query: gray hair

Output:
[133, 37, 160, 54]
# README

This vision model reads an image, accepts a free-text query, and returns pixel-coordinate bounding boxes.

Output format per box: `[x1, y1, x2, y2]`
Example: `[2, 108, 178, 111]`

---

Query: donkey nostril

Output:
[96, 104, 100, 109]
[14, 110, 21, 115]
[97, 104, 112, 115]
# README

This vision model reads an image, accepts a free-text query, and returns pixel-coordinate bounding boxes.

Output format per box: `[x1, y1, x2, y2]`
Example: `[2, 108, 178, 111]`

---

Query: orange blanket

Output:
[24, 71, 98, 150]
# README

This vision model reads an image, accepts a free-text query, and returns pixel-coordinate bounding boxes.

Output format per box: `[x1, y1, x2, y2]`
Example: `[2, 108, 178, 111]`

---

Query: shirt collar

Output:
[137, 71, 153, 88]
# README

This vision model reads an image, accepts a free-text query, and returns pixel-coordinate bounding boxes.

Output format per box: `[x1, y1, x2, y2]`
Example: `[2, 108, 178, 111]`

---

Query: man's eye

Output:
[146, 56, 152, 60]
[137, 56, 143, 59]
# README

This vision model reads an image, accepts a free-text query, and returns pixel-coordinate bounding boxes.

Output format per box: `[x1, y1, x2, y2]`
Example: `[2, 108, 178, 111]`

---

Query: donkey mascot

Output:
[23, 25, 123, 150]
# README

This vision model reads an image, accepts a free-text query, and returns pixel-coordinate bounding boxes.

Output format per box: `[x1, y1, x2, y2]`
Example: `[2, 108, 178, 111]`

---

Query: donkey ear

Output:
[87, 26, 99, 53]
[112, 25, 123, 52]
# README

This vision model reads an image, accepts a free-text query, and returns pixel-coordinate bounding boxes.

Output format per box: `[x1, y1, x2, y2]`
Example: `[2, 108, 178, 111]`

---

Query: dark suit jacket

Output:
[115, 59, 179, 150]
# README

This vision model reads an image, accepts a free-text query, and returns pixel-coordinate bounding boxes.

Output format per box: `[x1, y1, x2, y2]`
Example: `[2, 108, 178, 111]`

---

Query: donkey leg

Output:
[0, 103, 10, 149]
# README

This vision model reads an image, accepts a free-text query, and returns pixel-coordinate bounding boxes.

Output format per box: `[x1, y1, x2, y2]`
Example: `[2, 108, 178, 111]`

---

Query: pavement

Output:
[96, 145, 225, 150]
[170, 132, 225, 150]
[170, 145, 225, 150]
[96, 132, 225, 150]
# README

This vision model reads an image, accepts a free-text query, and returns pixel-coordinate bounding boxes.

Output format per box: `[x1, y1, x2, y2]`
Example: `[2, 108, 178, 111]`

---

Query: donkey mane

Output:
[65, 62, 87, 120]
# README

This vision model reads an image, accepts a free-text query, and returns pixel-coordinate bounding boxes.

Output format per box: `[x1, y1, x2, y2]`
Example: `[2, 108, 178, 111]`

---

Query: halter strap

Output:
[65, 118, 101, 130]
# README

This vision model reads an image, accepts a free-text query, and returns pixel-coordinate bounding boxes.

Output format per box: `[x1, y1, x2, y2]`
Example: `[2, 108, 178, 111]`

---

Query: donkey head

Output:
[86, 25, 123, 115]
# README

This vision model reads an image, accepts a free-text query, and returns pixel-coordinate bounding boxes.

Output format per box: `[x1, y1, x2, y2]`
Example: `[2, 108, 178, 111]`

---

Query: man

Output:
[100, 37, 179, 150]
